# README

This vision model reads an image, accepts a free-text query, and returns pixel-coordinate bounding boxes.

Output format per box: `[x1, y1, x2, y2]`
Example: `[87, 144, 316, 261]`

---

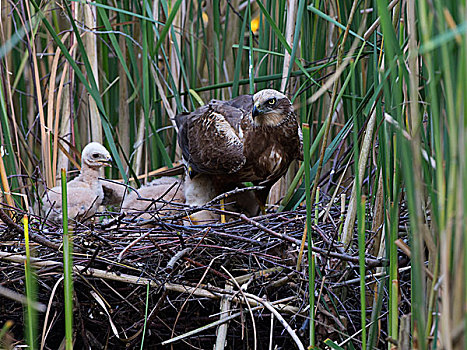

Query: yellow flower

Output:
[202, 11, 209, 25]
[251, 16, 260, 34]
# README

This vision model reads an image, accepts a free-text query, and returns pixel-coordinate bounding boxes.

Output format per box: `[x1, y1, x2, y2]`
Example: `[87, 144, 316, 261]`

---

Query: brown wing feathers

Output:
[175, 99, 250, 175]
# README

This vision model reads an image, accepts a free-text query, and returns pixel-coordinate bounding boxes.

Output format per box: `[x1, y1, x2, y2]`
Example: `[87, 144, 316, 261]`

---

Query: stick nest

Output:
[0, 198, 408, 349]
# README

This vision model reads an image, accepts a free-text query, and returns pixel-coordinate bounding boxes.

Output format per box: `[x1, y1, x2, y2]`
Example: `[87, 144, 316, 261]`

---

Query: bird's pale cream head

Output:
[252, 89, 293, 126]
[81, 142, 112, 168]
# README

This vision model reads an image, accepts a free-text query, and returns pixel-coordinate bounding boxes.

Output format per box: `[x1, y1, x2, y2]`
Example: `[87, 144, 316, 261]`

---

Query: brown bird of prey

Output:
[175, 89, 303, 221]
[42, 142, 112, 223]
[121, 177, 185, 220]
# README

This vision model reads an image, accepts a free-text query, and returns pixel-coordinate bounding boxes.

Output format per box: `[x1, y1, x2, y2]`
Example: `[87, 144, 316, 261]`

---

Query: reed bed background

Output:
[0, 0, 466, 349]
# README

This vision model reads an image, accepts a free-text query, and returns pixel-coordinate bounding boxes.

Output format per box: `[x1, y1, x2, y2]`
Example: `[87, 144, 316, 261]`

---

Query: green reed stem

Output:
[61, 169, 73, 350]
[140, 283, 150, 350]
[303, 123, 315, 347]
[24, 215, 37, 350]
[357, 195, 366, 349]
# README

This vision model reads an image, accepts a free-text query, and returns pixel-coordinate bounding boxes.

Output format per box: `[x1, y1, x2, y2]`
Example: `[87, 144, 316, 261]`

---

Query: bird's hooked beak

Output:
[101, 155, 113, 167]
[252, 104, 261, 118]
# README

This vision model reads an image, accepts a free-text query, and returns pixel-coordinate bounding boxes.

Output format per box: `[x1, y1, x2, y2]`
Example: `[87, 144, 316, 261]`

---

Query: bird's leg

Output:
[220, 198, 226, 223]
[183, 174, 218, 224]
[255, 185, 271, 216]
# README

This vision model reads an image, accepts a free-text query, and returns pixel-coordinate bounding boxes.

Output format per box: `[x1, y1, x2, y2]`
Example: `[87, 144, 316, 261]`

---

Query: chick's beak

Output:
[102, 155, 112, 167]
[252, 105, 260, 118]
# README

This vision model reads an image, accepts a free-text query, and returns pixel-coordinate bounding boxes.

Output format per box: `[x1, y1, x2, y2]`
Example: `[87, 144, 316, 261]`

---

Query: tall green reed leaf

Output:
[303, 123, 315, 347]
[357, 195, 366, 349]
[61, 169, 73, 350]
[140, 283, 150, 350]
[232, 7, 248, 97]
[23, 215, 37, 350]
[152, 0, 183, 56]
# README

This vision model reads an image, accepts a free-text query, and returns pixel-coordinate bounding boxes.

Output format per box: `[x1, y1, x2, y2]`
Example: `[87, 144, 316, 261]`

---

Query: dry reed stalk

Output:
[363, 0, 400, 41]
[170, 0, 185, 161]
[371, 171, 385, 257]
[134, 109, 146, 178]
[57, 69, 72, 174]
[0, 8, 24, 193]
[222, 266, 258, 350]
[170, 257, 220, 340]
[398, 314, 411, 349]
[83, 2, 102, 143]
[269, 0, 297, 206]
[0, 156, 15, 210]
[205, 0, 215, 95]
[57, 11, 77, 174]
[47, 33, 69, 186]
[170, 0, 183, 112]
[223, 0, 239, 99]
[306, 0, 363, 253]
[214, 283, 233, 350]
[118, 34, 130, 164]
[280, 0, 296, 93]
[322, 158, 352, 223]
[342, 108, 377, 246]
[24, 1, 52, 187]
[0, 12, 21, 206]
[164, 283, 300, 315]
[242, 292, 305, 350]
[53, 61, 70, 182]
[27, 67, 35, 173]
[0, 1, 12, 64]
[406, 1, 435, 346]
[151, 64, 177, 126]
[161, 296, 297, 346]
[0, 285, 46, 312]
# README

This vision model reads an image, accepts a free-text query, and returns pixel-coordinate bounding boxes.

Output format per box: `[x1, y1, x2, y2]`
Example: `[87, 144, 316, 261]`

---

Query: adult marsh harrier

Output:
[175, 89, 303, 221]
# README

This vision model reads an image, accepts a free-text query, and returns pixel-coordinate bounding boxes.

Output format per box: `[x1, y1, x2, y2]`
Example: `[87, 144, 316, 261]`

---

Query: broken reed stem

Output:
[117, 230, 153, 261]
[166, 247, 191, 271]
[269, 313, 274, 350]
[0, 285, 45, 313]
[0, 148, 15, 210]
[214, 283, 232, 350]
[338, 193, 346, 240]
[296, 223, 307, 270]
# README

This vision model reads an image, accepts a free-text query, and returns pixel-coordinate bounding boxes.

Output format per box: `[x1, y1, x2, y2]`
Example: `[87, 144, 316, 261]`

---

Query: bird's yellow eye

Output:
[268, 98, 276, 106]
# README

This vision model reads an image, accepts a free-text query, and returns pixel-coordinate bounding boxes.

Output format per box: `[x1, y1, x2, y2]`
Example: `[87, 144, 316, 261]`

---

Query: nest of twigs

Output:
[0, 194, 408, 349]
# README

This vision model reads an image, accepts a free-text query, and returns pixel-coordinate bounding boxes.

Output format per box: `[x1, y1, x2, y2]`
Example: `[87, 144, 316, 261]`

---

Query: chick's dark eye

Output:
[268, 98, 276, 106]
[92, 153, 99, 159]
